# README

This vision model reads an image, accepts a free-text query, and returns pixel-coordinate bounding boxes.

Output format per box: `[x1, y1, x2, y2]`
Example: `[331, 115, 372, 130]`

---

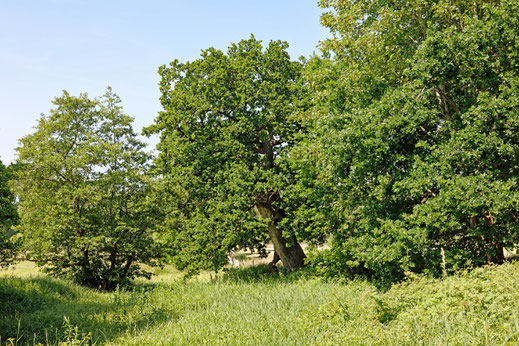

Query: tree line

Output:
[1, 0, 519, 289]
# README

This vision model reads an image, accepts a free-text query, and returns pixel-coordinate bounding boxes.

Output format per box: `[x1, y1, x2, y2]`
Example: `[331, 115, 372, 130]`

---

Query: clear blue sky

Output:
[0, 0, 328, 164]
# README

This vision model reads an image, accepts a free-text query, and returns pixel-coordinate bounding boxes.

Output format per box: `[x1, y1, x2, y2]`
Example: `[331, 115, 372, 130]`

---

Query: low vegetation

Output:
[1, 261, 519, 345]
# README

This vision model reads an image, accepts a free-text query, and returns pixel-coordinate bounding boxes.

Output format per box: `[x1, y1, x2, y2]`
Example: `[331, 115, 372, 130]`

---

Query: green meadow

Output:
[2, 261, 519, 345]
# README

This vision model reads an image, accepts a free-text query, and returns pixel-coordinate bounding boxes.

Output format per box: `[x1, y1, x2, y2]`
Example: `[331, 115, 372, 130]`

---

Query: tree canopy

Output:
[303, 0, 519, 284]
[11, 89, 162, 289]
[0, 160, 19, 268]
[145, 36, 310, 273]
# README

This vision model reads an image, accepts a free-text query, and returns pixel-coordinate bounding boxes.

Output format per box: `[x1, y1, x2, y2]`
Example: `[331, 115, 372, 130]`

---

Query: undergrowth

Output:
[1, 262, 519, 345]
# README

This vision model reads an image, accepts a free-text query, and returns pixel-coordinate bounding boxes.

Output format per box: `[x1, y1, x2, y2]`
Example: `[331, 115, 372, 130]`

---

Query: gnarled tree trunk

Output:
[255, 202, 305, 271]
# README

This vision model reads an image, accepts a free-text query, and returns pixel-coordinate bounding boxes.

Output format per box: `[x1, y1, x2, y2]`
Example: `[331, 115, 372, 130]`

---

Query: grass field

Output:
[1, 261, 519, 345]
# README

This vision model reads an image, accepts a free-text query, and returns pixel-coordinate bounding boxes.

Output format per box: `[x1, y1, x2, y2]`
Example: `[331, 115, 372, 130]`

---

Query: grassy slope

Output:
[1, 262, 519, 345]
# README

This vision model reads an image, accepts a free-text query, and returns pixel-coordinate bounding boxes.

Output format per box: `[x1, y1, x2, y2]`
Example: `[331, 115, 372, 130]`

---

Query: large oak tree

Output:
[146, 36, 309, 272]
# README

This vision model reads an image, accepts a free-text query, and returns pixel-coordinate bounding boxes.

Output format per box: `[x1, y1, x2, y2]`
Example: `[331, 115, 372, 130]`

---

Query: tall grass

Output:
[1, 262, 519, 345]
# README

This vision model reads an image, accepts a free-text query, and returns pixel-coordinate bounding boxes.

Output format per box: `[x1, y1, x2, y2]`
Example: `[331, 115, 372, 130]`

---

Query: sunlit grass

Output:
[2, 261, 519, 345]
[0, 261, 40, 278]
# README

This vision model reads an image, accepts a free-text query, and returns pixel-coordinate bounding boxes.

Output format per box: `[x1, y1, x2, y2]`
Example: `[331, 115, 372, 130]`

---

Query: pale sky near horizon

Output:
[0, 0, 329, 164]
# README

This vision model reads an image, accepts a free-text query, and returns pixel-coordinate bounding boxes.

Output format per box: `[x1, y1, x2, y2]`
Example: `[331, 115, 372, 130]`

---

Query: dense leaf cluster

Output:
[11, 89, 162, 289]
[306, 0, 519, 285]
[145, 36, 310, 273]
[0, 160, 19, 267]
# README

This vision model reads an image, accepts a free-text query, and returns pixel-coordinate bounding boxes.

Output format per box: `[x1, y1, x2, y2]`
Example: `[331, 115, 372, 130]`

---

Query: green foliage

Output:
[61, 316, 92, 345]
[221, 263, 313, 283]
[11, 89, 162, 289]
[306, 0, 519, 283]
[2, 262, 519, 344]
[222, 264, 280, 283]
[0, 161, 19, 268]
[146, 35, 310, 273]
[317, 0, 500, 108]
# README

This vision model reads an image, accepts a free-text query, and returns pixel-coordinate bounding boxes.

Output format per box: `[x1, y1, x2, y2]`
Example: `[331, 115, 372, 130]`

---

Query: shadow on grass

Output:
[0, 276, 176, 345]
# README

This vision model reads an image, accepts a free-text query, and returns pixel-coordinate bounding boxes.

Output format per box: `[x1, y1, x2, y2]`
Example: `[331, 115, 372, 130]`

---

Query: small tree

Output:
[146, 36, 309, 273]
[12, 89, 161, 289]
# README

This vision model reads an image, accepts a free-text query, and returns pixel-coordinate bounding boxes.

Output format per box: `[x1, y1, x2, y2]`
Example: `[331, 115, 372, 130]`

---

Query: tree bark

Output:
[268, 250, 280, 273]
[255, 202, 306, 271]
